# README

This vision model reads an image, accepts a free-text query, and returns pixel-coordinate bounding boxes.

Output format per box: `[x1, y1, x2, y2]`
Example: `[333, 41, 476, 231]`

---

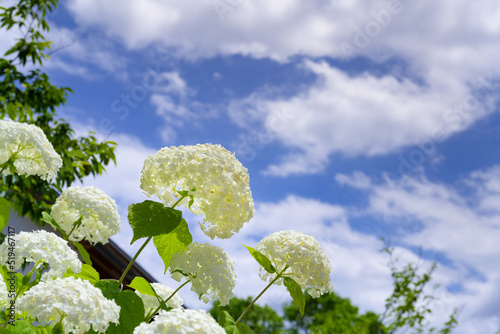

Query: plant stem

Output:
[118, 236, 152, 285]
[235, 274, 282, 324]
[145, 280, 190, 322]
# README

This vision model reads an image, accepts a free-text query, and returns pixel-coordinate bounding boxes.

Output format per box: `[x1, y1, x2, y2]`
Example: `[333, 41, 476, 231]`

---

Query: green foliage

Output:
[284, 291, 384, 334]
[95, 280, 121, 301]
[65, 264, 100, 284]
[128, 276, 157, 298]
[153, 218, 192, 273]
[105, 290, 145, 334]
[210, 297, 284, 334]
[127, 200, 183, 244]
[283, 277, 305, 316]
[376, 245, 459, 334]
[243, 245, 276, 274]
[0, 196, 9, 230]
[0, 0, 117, 224]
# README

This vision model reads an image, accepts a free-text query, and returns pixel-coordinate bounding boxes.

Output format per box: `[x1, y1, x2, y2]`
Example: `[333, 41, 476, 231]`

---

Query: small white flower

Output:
[135, 282, 183, 316]
[134, 309, 225, 334]
[51, 186, 121, 244]
[17, 277, 120, 334]
[0, 119, 62, 180]
[255, 230, 333, 298]
[0, 230, 81, 279]
[169, 242, 236, 305]
[140, 144, 254, 239]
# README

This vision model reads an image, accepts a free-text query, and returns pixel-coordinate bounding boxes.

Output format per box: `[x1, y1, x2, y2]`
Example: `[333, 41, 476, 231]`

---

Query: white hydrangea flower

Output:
[255, 230, 333, 298]
[169, 242, 236, 305]
[140, 144, 254, 239]
[0, 119, 62, 180]
[0, 274, 8, 306]
[51, 186, 121, 244]
[0, 230, 81, 279]
[134, 309, 225, 334]
[17, 277, 120, 334]
[135, 282, 183, 316]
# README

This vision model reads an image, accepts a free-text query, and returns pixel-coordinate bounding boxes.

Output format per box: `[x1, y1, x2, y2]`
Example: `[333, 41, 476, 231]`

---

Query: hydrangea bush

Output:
[0, 120, 333, 334]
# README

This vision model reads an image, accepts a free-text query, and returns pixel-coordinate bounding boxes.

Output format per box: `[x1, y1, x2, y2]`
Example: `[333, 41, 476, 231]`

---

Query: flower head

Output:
[255, 230, 333, 298]
[135, 283, 183, 316]
[169, 242, 236, 305]
[51, 186, 121, 244]
[0, 119, 62, 180]
[18, 277, 120, 334]
[0, 275, 8, 307]
[140, 144, 254, 239]
[0, 230, 81, 279]
[134, 309, 225, 334]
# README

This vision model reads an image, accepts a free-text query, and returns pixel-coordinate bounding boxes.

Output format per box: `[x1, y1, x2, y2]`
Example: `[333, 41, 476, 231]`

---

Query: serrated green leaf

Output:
[32, 326, 51, 334]
[128, 277, 157, 298]
[68, 264, 99, 284]
[95, 280, 120, 301]
[153, 219, 192, 273]
[0, 197, 10, 231]
[71, 242, 92, 265]
[242, 245, 276, 274]
[105, 290, 144, 334]
[7, 320, 35, 334]
[0, 328, 13, 334]
[128, 200, 182, 244]
[283, 277, 305, 316]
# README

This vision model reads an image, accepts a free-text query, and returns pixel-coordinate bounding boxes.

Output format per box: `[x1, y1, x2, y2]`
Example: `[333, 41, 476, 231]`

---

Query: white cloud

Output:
[336, 166, 500, 332]
[149, 71, 219, 143]
[230, 60, 498, 176]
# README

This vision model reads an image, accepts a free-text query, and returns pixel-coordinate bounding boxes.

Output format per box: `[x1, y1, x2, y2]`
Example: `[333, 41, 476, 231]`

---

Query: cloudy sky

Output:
[3, 0, 500, 332]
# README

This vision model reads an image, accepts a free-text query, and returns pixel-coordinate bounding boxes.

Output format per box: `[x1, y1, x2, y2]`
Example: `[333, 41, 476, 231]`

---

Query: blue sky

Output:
[3, 0, 500, 332]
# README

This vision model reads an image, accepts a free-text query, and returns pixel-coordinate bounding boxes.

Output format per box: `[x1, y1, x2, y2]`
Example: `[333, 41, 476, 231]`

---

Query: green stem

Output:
[118, 236, 152, 285]
[118, 195, 187, 285]
[145, 280, 190, 322]
[235, 274, 282, 324]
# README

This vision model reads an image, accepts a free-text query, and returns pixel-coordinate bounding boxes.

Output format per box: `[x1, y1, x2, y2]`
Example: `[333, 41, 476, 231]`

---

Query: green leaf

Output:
[235, 323, 254, 334]
[153, 219, 192, 273]
[128, 200, 183, 244]
[242, 245, 276, 274]
[283, 277, 305, 316]
[32, 326, 51, 334]
[68, 264, 99, 284]
[106, 290, 145, 334]
[95, 280, 120, 301]
[7, 320, 35, 333]
[0, 197, 10, 231]
[41, 212, 66, 237]
[128, 277, 157, 298]
[220, 311, 253, 334]
[50, 321, 64, 334]
[0, 328, 13, 334]
[70, 242, 92, 265]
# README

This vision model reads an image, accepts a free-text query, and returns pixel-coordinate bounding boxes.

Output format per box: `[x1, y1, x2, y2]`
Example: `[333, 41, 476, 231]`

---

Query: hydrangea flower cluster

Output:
[0, 230, 81, 279]
[133, 309, 225, 334]
[17, 277, 120, 334]
[0, 275, 7, 306]
[135, 282, 183, 316]
[169, 242, 236, 305]
[51, 186, 121, 244]
[140, 144, 254, 239]
[0, 119, 62, 180]
[255, 230, 333, 298]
